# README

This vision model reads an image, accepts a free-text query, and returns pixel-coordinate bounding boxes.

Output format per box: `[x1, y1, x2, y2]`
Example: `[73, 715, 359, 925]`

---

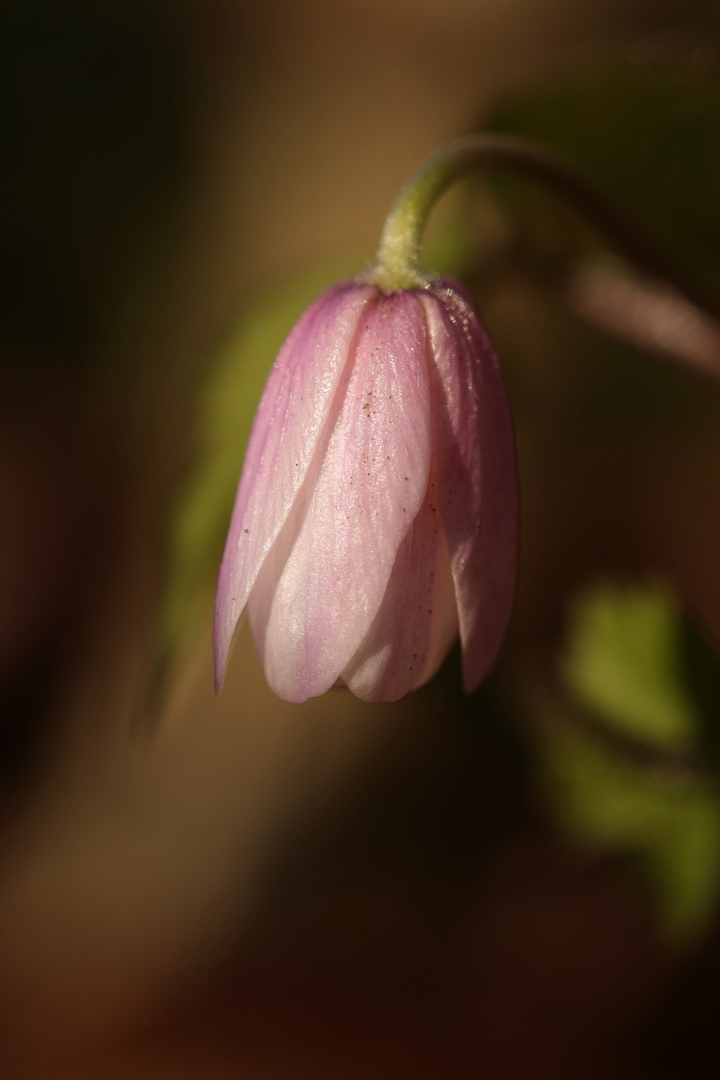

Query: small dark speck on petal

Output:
[244, 528, 249, 533]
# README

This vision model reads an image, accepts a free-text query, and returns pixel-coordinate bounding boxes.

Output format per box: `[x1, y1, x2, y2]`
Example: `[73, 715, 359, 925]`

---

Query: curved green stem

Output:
[368, 134, 720, 324]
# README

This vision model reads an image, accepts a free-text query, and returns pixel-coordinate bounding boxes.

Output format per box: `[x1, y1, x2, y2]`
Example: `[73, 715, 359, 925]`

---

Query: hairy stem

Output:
[368, 134, 720, 327]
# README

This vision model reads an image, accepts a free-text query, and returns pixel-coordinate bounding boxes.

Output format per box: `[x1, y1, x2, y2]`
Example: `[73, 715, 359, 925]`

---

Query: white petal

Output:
[214, 282, 375, 689]
[342, 472, 458, 703]
[249, 290, 432, 703]
[421, 282, 518, 692]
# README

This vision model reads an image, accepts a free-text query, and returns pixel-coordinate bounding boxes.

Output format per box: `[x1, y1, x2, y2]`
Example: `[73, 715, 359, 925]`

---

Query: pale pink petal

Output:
[421, 281, 518, 692]
[341, 473, 458, 703]
[248, 291, 432, 703]
[214, 281, 375, 689]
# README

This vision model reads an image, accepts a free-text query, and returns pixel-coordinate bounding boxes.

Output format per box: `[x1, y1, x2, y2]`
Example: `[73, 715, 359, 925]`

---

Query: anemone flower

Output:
[214, 276, 517, 704]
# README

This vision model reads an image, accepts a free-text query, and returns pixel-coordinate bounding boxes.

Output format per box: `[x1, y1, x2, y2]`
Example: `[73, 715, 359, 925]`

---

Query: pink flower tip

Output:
[214, 277, 518, 704]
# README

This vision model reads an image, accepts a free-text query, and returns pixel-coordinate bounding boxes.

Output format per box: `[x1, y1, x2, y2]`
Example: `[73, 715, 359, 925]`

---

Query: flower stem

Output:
[368, 134, 720, 324]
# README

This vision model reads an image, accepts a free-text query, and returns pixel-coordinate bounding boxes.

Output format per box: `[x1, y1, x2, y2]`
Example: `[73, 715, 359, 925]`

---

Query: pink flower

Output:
[214, 279, 518, 703]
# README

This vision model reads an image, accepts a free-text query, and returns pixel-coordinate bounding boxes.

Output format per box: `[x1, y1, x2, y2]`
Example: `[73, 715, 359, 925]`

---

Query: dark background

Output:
[1, 1, 720, 1076]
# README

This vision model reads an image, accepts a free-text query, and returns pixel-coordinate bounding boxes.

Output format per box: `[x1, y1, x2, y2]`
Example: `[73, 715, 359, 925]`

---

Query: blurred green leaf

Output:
[539, 719, 720, 940]
[536, 580, 720, 940]
[562, 584, 695, 749]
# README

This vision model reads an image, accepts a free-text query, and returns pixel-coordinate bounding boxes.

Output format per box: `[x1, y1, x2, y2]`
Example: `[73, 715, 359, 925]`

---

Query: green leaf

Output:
[535, 580, 720, 940]
[538, 718, 720, 940]
[562, 584, 696, 749]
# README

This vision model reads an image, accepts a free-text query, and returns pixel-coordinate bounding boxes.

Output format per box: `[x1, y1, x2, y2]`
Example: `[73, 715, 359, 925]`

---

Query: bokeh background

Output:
[2, 0, 720, 1076]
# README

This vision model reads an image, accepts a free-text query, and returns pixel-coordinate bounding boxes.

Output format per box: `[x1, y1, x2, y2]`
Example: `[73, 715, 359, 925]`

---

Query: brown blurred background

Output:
[1, 0, 720, 1076]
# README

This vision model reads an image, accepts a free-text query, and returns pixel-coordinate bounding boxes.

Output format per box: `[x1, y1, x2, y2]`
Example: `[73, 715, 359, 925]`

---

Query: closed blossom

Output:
[214, 278, 518, 703]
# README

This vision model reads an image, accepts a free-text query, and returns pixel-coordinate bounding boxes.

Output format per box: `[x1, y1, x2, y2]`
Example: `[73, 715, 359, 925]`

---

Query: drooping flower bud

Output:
[214, 277, 518, 703]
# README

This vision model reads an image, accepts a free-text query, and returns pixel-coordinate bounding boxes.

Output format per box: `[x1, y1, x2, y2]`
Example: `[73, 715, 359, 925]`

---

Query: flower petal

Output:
[248, 290, 432, 703]
[341, 472, 458, 703]
[421, 281, 518, 692]
[214, 281, 375, 689]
